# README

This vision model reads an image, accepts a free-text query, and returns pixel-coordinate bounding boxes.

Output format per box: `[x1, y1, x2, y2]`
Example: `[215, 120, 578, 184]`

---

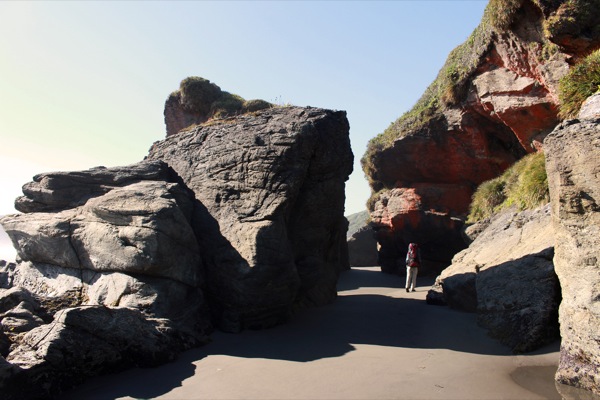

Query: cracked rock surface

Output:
[545, 115, 600, 395]
[147, 106, 353, 331]
[426, 204, 560, 353]
[0, 106, 353, 398]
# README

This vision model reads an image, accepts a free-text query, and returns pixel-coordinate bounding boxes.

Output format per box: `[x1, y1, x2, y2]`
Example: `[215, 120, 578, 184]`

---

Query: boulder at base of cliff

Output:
[147, 106, 353, 332]
[347, 226, 379, 267]
[545, 110, 600, 395]
[3, 306, 185, 400]
[427, 205, 560, 353]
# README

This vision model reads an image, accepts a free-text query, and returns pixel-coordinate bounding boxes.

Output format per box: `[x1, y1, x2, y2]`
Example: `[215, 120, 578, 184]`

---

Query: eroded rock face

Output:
[367, 0, 576, 272]
[0, 160, 212, 397]
[427, 205, 560, 353]
[3, 307, 186, 400]
[545, 116, 600, 394]
[148, 106, 353, 331]
[14, 161, 172, 213]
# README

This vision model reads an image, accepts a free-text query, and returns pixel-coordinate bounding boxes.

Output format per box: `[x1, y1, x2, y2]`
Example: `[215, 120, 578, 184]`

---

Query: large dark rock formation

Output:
[0, 105, 352, 398]
[148, 106, 353, 331]
[426, 205, 560, 353]
[0, 160, 211, 399]
[545, 101, 600, 395]
[362, 0, 599, 274]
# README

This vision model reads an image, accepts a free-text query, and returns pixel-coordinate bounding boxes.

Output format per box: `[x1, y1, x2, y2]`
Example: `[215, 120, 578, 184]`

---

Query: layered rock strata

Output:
[148, 106, 353, 331]
[0, 160, 212, 399]
[426, 205, 560, 353]
[363, 0, 596, 273]
[545, 109, 600, 394]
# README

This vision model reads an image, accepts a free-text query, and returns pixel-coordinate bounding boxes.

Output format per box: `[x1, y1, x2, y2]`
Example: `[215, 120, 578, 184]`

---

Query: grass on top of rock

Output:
[558, 49, 600, 119]
[467, 152, 549, 223]
[175, 76, 274, 123]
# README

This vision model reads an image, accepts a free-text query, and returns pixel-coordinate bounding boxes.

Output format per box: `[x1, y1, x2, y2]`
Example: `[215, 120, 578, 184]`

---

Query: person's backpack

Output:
[406, 243, 419, 267]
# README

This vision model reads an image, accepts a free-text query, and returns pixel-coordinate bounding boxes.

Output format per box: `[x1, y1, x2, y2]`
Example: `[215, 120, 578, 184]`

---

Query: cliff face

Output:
[545, 100, 600, 395]
[363, 0, 600, 273]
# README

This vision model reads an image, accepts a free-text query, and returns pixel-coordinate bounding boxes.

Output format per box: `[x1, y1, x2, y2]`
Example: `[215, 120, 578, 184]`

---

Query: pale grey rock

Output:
[1, 211, 80, 269]
[11, 261, 84, 303]
[545, 119, 600, 394]
[427, 205, 559, 352]
[2, 181, 202, 286]
[14, 160, 173, 213]
[0, 260, 16, 289]
[8, 261, 209, 341]
[578, 93, 600, 120]
[147, 106, 353, 331]
[71, 180, 202, 286]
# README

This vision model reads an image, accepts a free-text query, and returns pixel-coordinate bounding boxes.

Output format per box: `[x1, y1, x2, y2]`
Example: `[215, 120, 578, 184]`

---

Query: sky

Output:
[0, 0, 488, 226]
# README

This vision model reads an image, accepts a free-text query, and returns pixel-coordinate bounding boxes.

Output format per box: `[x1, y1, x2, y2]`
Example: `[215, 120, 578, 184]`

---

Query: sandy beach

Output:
[56, 266, 587, 400]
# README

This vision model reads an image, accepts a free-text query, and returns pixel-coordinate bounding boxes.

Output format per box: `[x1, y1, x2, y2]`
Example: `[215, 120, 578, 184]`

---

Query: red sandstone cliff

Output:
[363, 0, 600, 274]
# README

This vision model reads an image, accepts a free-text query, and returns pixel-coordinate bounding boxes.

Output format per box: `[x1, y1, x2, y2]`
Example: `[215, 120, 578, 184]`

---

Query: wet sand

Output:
[61, 266, 569, 400]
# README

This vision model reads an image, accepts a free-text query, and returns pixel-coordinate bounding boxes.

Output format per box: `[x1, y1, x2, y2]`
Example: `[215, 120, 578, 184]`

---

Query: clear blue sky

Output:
[0, 1, 487, 217]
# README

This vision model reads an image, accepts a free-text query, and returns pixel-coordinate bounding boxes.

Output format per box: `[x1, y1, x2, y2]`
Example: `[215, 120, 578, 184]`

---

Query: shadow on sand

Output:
[60, 266, 560, 400]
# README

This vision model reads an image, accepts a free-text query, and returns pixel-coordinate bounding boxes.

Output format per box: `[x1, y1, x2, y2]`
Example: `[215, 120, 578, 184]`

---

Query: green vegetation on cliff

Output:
[361, 0, 599, 196]
[468, 152, 548, 222]
[361, 0, 528, 185]
[558, 49, 600, 118]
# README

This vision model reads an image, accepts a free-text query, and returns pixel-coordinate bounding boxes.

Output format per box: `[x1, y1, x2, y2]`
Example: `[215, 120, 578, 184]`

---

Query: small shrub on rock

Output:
[243, 99, 273, 113]
[559, 49, 600, 119]
[210, 92, 244, 119]
[468, 152, 548, 222]
[179, 77, 223, 114]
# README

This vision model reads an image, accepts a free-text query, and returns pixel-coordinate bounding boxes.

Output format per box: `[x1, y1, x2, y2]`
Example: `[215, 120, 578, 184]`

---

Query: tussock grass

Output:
[361, 0, 531, 190]
[467, 152, 548, 222]
[173, 76, 274, 125]
[558, 49, 600, 118]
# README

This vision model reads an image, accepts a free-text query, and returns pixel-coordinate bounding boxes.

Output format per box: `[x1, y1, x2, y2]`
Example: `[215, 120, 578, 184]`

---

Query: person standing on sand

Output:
[405, 242, 421, 292]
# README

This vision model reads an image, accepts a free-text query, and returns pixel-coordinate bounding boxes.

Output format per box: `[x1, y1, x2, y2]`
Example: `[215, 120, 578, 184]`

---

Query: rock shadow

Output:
[59, 265, 559, 400]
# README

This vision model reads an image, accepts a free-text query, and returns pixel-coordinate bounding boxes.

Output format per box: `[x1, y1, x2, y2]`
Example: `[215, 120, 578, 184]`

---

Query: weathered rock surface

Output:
[545, 115, 600, 394]
[371, 186, 468, 275]
[0, 160, 212, 397]
[579, 93, 600, 120]
[364, 0, 588, 272]
[148, 106, 353, 331]
[427, 205, 560, 353]
[2, 306, 187, 400]
[14, 161, 172, 213]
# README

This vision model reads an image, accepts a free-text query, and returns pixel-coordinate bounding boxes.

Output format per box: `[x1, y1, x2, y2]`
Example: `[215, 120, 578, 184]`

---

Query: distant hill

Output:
[346, 210, 369, 238]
